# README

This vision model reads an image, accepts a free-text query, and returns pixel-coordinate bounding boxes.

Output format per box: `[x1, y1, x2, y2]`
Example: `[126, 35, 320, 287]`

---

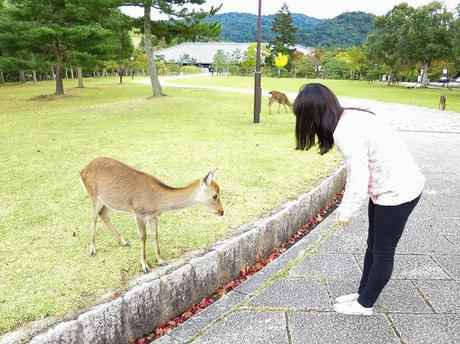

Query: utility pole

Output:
[253, 0, 262, 124]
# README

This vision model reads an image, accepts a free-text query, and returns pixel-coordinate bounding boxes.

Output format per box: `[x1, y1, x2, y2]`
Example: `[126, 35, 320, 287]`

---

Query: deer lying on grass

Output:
[80, 157, 224, 273]
[439, 95, 446, 111]
[268, 90, 293, 114]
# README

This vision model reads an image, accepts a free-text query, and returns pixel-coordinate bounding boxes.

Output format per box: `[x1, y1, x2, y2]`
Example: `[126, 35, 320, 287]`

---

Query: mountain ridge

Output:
[203, 11, 375, 47]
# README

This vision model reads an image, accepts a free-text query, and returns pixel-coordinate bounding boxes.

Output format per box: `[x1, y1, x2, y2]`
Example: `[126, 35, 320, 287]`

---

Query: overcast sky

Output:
[121, 0, 459, 19]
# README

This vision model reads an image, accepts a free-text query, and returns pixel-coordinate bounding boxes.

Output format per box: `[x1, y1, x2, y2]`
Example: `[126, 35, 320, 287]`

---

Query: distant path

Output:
[139, 75, 460, 134]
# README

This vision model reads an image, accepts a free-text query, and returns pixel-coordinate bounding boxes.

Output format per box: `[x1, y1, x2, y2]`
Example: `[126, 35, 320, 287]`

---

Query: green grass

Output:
[168, 76, 460, 113]
[0, 77, 342, 333]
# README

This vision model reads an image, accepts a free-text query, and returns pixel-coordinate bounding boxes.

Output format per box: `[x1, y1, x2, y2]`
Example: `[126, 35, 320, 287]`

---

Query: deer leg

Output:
[147, 217, 165, 266]
[268, 99, 272, 114]
[99, 206, 129, 247]
[89, 199, 103, 256]
[278, 103, 281, 114]
[283, 104, 288, 114]
[135, 217, 150, 273]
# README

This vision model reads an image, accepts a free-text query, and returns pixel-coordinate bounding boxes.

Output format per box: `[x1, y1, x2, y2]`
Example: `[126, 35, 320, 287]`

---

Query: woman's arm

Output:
[335, 133, 370, 220]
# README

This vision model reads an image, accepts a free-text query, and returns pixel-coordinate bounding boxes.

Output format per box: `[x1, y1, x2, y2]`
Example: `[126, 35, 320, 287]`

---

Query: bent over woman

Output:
[293, 83, 425, 316]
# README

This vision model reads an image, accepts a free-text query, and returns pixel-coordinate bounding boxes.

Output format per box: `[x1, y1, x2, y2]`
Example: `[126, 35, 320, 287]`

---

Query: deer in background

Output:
[268, 90, 293, 114]
[439, 95, 446, 111]
[80, 157, 223, 273]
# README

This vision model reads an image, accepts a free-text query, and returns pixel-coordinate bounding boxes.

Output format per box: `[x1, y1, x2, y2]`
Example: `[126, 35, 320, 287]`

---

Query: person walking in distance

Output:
[293, 83, 425, 316]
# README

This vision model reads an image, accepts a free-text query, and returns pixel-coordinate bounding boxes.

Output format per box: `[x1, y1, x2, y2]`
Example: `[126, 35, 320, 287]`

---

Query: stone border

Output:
[0, 165, 346, 344]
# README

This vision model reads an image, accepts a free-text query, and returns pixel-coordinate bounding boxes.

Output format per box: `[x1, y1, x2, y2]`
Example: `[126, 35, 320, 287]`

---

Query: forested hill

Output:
[203, 12, 322, 43]
[298, 12, 376, 47]
[203, 11, 375, 47]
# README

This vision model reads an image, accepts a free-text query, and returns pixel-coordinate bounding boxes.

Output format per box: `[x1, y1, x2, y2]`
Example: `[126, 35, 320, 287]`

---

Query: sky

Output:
[121, 0, 459, 20]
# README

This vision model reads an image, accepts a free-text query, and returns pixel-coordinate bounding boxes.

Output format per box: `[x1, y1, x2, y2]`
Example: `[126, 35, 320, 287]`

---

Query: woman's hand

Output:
[336, 212, 351, 226]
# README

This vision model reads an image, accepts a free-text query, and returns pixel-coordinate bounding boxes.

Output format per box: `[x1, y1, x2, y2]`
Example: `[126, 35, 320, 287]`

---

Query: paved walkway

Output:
[152, 80, 460, 344]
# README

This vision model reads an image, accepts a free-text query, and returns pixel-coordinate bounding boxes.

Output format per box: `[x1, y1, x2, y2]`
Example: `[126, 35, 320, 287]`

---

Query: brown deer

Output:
[439, 95, 446, 111]
[80, 157, 223, 273]
[268, 90, 293, 114]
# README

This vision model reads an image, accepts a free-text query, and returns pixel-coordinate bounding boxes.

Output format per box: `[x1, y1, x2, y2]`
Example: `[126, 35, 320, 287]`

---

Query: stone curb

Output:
[0, 165, 345, 344]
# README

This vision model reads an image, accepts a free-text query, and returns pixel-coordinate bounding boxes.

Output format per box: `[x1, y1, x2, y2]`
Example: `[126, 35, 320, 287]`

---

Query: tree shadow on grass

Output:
[29, 94, 77, 101]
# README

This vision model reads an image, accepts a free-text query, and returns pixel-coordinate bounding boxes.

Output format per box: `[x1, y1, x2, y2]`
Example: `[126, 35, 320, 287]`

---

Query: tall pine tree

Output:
[270, 3, 298, 55]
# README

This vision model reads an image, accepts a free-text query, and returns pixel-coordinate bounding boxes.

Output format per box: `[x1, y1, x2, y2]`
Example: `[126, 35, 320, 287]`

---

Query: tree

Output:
[367, 3, 414, 85]
[404, 1, 453, 87]
[336, 46, 367, 80]
[274, 52, 288, 77]
[0, 3, 35, 83]
[122, 1, 221, 97]
[241, 43, 270, 76]
[322, 52, 348, 79]
[212, 49, 227, 75]
[269, 2, 297, 69]
[1, 0, 121, 95]
[270, 2, 297, 50]
[451, 4, 460, 69]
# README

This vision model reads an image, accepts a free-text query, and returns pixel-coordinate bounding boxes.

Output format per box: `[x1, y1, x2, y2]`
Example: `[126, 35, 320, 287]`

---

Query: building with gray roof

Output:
[154, 42, 313, 66]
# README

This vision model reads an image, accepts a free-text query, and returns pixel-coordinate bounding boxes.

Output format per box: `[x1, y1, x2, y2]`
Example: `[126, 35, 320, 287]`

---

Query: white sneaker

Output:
[333, 300, 373, 316]
[334, 293, 359, 304]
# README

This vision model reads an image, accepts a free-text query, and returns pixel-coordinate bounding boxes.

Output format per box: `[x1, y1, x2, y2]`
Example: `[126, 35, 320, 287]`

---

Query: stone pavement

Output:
[153, 95, 460, 344]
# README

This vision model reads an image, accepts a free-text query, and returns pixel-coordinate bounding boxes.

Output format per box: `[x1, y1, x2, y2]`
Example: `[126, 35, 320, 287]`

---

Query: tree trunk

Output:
[19, 71, 25, 83]
[54, 40, 64, 95]
[421, 62, 429, 88]
[0, 70, 4, 83]
[144, 4, 163, 96]
[65, 68, 69, 79]
[51, 65, 56, 80]
[70, 67, 74, 79]
[386, 62, 394, 86]
[77, 66, 84, 88]
[293, 66, 297, 78]
[119, 64, 123, 84]
[31, 54, 37, 84]
[103, 68, 107, 77]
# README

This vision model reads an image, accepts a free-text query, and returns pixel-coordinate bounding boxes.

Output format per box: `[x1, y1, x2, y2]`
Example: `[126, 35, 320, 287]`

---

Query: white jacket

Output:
[333, 109, 425, 218]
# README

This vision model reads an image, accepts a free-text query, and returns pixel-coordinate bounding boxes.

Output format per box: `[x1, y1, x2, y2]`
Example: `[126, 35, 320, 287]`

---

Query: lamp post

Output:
[253, 0, 262, 124]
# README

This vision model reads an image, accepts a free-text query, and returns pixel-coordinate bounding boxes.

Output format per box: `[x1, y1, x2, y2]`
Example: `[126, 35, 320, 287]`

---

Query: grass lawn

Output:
[0, 77, 342, 334]
[168, 76, 460, 113]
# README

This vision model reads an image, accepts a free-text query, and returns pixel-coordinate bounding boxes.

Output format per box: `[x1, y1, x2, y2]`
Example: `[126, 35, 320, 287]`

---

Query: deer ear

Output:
[212, 168, 219, 178]
[201, 171, 213, 187]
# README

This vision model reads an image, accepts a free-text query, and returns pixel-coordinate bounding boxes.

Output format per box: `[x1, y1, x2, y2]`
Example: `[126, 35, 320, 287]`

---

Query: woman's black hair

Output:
[293, 83, 373, 155]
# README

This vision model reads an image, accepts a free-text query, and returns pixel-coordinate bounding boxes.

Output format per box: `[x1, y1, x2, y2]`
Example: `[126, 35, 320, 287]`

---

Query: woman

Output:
[293, 83, 425, 316]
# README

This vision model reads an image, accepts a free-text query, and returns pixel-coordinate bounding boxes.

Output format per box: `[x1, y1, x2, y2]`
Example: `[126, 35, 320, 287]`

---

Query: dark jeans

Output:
[357, 194, 421, 308]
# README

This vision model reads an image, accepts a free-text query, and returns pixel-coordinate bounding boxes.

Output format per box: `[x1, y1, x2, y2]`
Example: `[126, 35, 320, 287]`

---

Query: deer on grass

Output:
[80, 157, 224, 273]
[439, 95, 446, 111]
[268, 90, 293, 114]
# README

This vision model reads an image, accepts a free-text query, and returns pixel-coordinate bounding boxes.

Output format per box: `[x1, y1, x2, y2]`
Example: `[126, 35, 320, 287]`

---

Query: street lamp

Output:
[253, 0, 262, 124]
